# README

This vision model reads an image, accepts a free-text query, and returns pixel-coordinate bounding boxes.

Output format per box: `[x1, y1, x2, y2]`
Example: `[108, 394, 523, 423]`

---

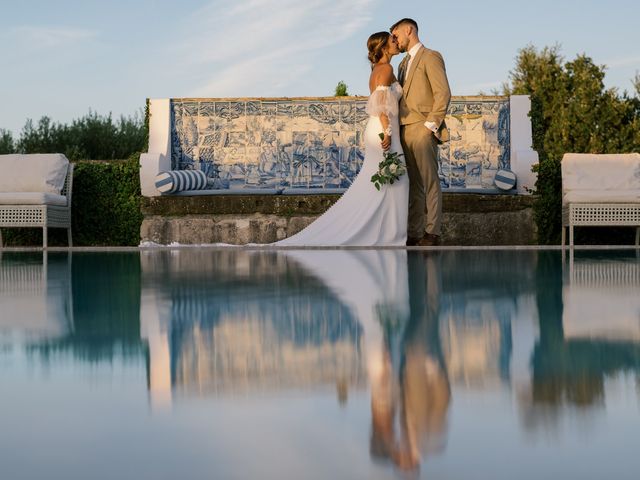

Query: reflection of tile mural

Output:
[171, 96, 509, 191]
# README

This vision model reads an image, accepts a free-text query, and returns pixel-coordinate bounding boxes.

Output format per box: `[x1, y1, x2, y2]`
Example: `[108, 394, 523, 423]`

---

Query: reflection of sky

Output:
[1, 250, 640, 479]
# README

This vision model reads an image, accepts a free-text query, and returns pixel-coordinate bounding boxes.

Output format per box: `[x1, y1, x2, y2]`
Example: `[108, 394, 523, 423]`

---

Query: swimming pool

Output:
[1, 249, 639, 479]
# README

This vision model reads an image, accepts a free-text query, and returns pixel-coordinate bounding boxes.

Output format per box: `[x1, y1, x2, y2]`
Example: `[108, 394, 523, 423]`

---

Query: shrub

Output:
[334, 81, 349, 96]
[72, 154, 143, 246]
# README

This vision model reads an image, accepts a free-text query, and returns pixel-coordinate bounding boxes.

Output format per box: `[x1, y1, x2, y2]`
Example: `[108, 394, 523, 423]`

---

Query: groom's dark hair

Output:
[390, 18, 418, 33]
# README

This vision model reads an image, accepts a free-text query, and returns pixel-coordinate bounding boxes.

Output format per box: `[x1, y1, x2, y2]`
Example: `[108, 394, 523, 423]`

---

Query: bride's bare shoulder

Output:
[369, 63, 395, 89]
[372, 63, 393, 73]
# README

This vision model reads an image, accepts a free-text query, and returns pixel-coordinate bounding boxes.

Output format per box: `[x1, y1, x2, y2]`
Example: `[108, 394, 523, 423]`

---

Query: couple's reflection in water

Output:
[281, 250, 449, 474]
[370, 252, 449, 473]
[138, 248, 449, 473]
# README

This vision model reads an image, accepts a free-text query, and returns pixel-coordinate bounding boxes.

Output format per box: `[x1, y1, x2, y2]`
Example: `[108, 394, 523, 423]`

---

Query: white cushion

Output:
[0, 154, 69, 194]
[562, 153, 640, 192]
[563, 189, 640, 204]
[0, 192, 67, 206]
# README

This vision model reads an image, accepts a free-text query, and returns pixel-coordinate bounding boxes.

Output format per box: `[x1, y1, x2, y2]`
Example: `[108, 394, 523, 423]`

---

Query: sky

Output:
[1, 0, 639, 136]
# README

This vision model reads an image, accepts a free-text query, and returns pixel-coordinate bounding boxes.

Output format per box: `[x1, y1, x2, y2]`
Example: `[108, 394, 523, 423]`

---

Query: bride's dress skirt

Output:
[276, 115, 408, 246]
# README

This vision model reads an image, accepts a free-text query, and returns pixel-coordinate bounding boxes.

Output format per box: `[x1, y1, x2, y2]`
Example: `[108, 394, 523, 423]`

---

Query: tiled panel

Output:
[441, 98, 510, 190]
[170, 97, 510, 191]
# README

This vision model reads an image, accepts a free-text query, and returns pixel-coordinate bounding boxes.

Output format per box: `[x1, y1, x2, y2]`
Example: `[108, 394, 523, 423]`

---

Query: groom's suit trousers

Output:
[401, 124, 441, 238]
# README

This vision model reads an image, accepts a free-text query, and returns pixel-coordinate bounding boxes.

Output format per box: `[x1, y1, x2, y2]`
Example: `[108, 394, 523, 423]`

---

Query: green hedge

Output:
[1, 155, 142, 247]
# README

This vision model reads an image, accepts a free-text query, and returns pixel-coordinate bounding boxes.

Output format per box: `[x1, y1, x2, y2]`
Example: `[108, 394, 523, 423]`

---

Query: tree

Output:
[10, 110, 146, 160]
[0, 129, 14, 154]
[334, 81, 349, 97]
[505, 45, 640, 244]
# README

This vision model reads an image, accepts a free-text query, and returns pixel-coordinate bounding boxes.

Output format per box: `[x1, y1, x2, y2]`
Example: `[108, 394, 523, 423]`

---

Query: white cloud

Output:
[605, 55, 640, 69]
[173, 0, 376, 96]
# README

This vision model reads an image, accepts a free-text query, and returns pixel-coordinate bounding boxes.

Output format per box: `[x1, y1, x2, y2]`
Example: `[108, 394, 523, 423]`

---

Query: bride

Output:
[276, 32, 408, 246]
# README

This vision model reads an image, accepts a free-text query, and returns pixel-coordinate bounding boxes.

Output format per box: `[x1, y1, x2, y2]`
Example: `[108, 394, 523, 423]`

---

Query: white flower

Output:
[371, 151, 406, 191]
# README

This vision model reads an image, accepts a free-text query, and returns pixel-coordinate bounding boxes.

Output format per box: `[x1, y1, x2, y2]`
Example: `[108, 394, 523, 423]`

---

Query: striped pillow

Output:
[494, 169, 517, 191]
[155, 170, 208, 193]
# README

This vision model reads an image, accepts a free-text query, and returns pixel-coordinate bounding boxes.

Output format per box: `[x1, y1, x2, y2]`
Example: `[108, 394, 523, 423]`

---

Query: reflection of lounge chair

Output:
[0, 154, 74, 248]
[563, 256, 640, 341]
[0, 252, 74, 340]
[561, 153, 640, 247]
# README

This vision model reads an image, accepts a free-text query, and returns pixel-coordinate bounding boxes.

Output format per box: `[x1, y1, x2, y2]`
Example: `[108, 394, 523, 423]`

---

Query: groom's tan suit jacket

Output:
[399, 46, 451, 143]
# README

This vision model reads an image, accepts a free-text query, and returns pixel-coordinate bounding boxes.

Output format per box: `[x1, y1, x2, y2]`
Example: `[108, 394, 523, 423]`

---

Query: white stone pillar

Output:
[509, 95, 539, 195]
[140, 99, 171, 197]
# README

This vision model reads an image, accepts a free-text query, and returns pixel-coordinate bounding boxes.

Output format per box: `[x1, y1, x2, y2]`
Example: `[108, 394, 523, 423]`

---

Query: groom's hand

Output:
[381, 134, 391, 151]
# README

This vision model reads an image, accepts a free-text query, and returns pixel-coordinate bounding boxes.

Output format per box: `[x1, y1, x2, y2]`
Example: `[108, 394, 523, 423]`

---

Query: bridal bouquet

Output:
[371, 133, 406, 191]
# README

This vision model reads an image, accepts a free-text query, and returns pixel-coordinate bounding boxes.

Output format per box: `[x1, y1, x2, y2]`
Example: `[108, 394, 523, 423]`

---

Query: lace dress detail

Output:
[365, 83, 401, 118]
[275, 82, 408, 246]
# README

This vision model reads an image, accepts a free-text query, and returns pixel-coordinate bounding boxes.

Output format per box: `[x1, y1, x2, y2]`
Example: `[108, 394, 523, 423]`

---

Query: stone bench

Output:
[0, 154, 74, 248]
[561, 153, 640, 247]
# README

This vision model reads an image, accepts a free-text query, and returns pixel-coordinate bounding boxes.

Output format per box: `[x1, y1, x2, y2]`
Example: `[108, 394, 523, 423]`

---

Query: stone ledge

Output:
[141, 194, 338, 216]
[142, 193, 536, 216]
[443, 193, 536, 213]
[141, 214, 318, 245]
[171, 95, 508, 102]
[140, 193, 538, 246]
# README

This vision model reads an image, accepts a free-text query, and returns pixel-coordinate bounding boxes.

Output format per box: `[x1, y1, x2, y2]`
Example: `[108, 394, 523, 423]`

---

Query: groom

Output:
[390, 18, 451, 247]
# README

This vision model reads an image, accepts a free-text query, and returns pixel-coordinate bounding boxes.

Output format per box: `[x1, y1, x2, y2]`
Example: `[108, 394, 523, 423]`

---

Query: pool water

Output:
[1, 249, 639, 479]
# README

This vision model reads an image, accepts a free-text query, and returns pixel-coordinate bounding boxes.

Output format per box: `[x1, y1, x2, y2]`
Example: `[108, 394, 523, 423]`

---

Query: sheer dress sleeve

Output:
[365, 85, 399, 117]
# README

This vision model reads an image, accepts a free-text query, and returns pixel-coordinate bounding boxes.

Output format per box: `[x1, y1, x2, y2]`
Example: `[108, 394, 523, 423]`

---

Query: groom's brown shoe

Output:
[406, 236, 421, 246]
[416, 233, 440, 247]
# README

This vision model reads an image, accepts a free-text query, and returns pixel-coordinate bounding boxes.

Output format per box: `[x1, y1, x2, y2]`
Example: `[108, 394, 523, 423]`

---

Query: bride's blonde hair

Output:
[367, 32, 390, 67]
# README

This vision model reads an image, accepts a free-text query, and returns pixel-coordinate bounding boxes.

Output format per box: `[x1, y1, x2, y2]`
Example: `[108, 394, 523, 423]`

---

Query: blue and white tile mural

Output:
[170, 97, 510, 191]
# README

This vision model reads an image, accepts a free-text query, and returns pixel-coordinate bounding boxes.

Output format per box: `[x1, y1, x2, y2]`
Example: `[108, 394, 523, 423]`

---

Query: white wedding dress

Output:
[276, 82, 408, 246]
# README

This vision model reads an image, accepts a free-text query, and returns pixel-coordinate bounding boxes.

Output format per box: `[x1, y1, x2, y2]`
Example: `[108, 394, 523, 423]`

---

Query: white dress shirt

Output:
[404, 42, 439, 134]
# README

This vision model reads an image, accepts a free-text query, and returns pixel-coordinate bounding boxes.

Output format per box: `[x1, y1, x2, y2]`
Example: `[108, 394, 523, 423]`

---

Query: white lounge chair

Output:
[561, 153, 640, 247]
[0, 154, 74, 248]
